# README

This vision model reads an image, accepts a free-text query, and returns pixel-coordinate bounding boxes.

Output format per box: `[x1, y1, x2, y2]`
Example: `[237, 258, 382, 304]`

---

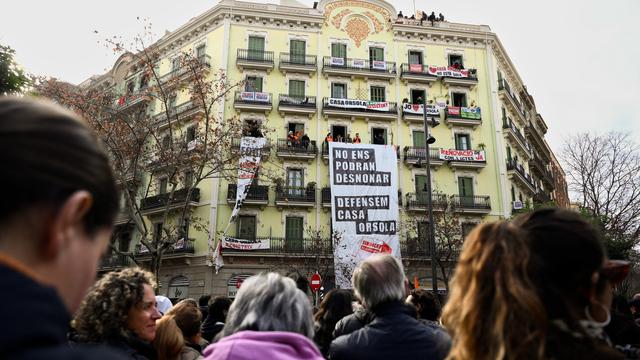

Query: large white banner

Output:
[222, 236, 270, 250]
[329, 143, 400, 288]
[230, 137, 267, 222]
[402, 102, 441, 116]
[439, 149, 486, 162]
[427, 66, 470, 78]
[328, 98, 390, 112]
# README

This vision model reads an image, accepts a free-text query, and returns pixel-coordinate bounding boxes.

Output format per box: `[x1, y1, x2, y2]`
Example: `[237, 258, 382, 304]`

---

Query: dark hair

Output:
[513, 208, 605, 332]
[0, 97, 118, 234]
[409, 289, 441, 321]
[198, 294, 211, 307]
[313, 289, 353, 355]
[207, 296, 232, 322]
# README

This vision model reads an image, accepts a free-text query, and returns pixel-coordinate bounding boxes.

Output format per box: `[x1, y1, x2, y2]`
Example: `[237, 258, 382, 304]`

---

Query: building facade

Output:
[86, 0, 563, 298]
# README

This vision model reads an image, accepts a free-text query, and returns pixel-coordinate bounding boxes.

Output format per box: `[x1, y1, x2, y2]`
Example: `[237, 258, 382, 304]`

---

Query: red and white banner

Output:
[409, 63, 423, 73]
[427, 66, 470, 78]
[329, 143, 400, 288]
[328, 98, 390, 112]
[402, 103, 440, 116]
[221, 236, 270, 250]
[439, 149, 486, 162]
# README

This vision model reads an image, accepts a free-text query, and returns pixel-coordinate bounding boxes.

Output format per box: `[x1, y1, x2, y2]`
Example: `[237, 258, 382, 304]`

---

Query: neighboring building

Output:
[550, 151, 570, 208]
[84, 0, 565, 297]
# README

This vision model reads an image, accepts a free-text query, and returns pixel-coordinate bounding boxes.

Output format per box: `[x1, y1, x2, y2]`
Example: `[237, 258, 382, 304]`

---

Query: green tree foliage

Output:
[0, 45, 30, 95]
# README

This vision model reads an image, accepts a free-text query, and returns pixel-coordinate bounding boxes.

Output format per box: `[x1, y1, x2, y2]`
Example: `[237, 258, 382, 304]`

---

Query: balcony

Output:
[99, 253, 133, 270]
[140, 188, 201, 215]
[322, 57, 396, 81]
[114, 90, 151, 113]
[279, 53, 317, 74]
[525, 124, 548, 155]
[445, 106, 482, 127]
[277, 94, 317, 116]
[233, 91, 273, 114]
[231, 138, 271, 158]
[498, 79, 526, 121]
[401, 238, 431, 259]
[275, 185, 316, 208]
[276, 139, 317, 161]
[401, 102, 441, 126]
[135, 240, 195, 258]
[159, 55, 212, 87]
[406, 193, 491, 214]
[226, 183, 269, 206]
[322, 97, 398, 121]
[399, 63, 438, 84]
[403, 147, 444, 167]
[534, 190, 552, 204]
[152, 100, 205, 129]
[222, 237, 333, 257]
[529, 154, 554, 189]
[503, 118, 532, 158]
[440, 149, 487, 170]
[506, 159, 536, 194]
[236, 49, 274, 72]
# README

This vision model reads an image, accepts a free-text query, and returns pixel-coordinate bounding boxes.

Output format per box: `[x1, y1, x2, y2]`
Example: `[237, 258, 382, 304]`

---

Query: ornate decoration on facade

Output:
[344, 17, 370, 47]
[363, 11, 384, 33]
[324, 1, 392, 30]
[331, 9, 352, 29]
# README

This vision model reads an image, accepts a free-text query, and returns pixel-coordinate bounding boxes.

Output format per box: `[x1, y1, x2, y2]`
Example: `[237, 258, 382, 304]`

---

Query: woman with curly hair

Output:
[73, 267, 162, 359]
[441, 221, 546, 360]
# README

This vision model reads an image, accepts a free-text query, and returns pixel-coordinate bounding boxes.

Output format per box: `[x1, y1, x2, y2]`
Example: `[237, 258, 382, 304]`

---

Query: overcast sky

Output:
[2, 0, 638, 152]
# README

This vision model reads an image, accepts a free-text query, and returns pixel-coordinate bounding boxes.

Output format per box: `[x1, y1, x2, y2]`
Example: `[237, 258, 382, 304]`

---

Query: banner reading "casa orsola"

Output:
[439, 149, 486, 162]
[328, 98, 390, 112]
[221, 236, 270, 250]
[329, 143, 400, 288]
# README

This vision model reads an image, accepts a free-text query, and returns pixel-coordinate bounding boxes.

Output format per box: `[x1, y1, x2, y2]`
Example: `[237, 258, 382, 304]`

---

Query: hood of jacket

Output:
[203, 331, 323, 360]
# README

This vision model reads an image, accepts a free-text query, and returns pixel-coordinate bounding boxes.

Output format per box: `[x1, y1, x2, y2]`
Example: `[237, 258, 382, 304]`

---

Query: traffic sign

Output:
[236, 278, 244, 289]
[310, 273, 322, 292]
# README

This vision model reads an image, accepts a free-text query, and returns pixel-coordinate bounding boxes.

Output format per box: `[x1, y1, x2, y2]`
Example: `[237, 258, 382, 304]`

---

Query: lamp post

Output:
[422, 95, 438, 294]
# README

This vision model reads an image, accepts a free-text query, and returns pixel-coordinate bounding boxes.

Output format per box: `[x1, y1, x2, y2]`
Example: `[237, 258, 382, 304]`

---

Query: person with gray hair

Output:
[330, 254, 450, 360]
[203, 272, 323, 360]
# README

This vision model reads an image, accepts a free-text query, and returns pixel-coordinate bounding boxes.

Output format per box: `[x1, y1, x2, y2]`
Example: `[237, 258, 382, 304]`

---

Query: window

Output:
[331, 83, 347, 98]
[372, 128, 387, 145]
[139, 74, 149, 89]
[168, 94, 177, 110]
[331, 125, 346, 141]
[452, 92, 467, 107]
[159, 178, 168, 194]
[455, 134, 471, 150]
[448, 54, 464, 68]
[501, 107, 507, 121]
[289, 80, 305, 97]
[172, 57, 181, 72]
[161, 135, 171, 149]
[243, 119, 262, 137]
[179, 218, 190, 240]
[168, 276, 190, 303]
[412, 130, 425, 148]
[410, 89, 425, 104]
[506, 147, 512, 161]
[237, 215, 257, 240]
[126, 81, 135, 94]
[154, 222, 164, 243]
[196, 44, 206, 59]
[511, 186, 516, 202]
[415, 175, 428, 204]
[461, 223, 476, 238]
[288, 122, 305, 134]
[248, 36, 265, 60]
[417, 221, 429, 240]
[458, 177, 474, 206]
[290, 39, 306, 64]
[408, 51, 423, 65]
[370, 86, 385, 102]
[287, 168, 304, 196]
[245, 76, 263, 92]
[369, 47, 384, 62]
[285, 216, 304, 251]
[331, 43, 347, 59]
[186, 126, 196, 142]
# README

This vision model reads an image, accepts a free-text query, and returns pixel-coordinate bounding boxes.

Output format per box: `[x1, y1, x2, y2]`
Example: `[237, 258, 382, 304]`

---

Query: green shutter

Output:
[248, 36, 265, 60]
[331, 43, 346, 59]
[285, 217, 304, 251]
[415, 175, 428, 204]
[289, 80, 305, 97]
[238, 216, 256, 240]
[246, 77, 263, 92]
[290, 40, 305, 63]
[370, 86, 385, 102]
[458, 177, 474, 206]
[413, 131, 425, 148]
[331, 83, 346, 98]
[369, 47, 384, 61]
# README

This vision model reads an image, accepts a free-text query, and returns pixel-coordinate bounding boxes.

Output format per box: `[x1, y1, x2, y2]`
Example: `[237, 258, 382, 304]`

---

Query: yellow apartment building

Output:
[84, 0, 563, 299]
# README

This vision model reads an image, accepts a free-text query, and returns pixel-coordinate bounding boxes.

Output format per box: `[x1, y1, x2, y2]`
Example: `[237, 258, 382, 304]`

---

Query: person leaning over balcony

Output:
[329, 254, 449, 360]
[0, 97, 126, 359]
[353, 133, 362, 144]
[73, 267, 162, 360]
[203, 272, 323, 360]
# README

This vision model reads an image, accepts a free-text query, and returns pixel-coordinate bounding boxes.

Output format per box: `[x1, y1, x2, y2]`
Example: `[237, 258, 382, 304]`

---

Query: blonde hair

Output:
[441, 222, 546, 360]
[154, 316, 184, 360]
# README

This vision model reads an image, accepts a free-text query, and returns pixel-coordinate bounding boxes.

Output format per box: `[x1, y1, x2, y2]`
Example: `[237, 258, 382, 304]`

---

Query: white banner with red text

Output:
[328, 98, 390, 112]
[439, 149, 486, 162]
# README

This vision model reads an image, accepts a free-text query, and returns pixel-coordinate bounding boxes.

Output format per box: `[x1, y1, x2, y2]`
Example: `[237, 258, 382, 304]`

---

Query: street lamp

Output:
[422, 95, 438, 294]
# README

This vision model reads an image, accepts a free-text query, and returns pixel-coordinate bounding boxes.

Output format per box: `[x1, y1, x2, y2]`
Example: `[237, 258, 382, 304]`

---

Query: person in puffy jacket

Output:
[329, 254, 449, 360]
[203, 273, 323, 360]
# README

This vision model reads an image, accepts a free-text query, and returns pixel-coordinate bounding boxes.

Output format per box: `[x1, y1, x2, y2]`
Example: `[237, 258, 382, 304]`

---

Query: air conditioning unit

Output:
[512, 201, 523, 210]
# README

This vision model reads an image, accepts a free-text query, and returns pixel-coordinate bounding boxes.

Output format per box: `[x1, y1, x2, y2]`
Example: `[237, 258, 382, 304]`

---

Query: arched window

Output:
[168, 275, 190, 303]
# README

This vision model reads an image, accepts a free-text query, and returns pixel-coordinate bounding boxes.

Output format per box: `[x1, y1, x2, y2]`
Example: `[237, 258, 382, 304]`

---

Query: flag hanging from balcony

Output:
[210, 136, 266, 273]
[329, 143, 401, 288]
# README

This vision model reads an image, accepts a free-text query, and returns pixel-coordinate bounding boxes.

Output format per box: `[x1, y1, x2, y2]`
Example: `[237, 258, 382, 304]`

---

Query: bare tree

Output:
[33, 29, 268, 281]
[562, 132, 640, 261]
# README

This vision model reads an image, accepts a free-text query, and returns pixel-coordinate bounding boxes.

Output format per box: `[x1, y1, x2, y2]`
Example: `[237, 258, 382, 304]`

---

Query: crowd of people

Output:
[396, 10, 446, 27]
[324, 132, 362, 144]
[2, 96, 640, 359]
